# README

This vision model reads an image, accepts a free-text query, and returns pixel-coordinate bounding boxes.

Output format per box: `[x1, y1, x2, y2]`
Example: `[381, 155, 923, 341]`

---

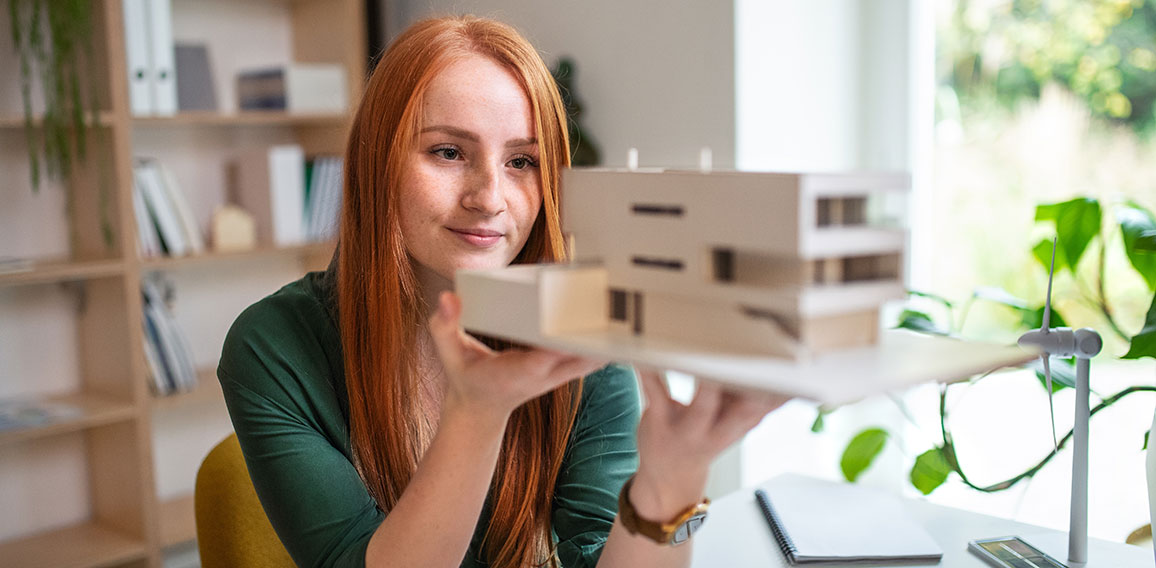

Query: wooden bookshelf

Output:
[0, 0, 367, 565]
[132, 111, 348, 127]
[149, 369, 222, 411]
[0, 258, 125, 288]
[0, 521, 148, 568]
[0, 393, 137, 447]
[157, 495, 197, 548]
[0, 112, 117, 129]
[140, 241, 335, 272]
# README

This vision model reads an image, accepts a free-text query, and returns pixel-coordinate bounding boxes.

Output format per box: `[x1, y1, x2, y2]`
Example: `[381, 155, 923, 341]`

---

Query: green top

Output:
[217, 270, 641, 568]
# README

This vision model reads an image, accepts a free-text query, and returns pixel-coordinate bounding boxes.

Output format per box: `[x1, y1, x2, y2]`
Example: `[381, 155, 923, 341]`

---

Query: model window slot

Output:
[712, 249, 735, 282]
[812, 253, 901, 284]
[816, 196, 868, 227]
[631, 256, 684, 271]
[631, 204, 685, 217]
[609, 289, 628, 321]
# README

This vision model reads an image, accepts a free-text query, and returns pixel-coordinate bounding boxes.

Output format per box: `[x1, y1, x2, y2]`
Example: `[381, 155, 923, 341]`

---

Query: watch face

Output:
[671, 513, 708, 545]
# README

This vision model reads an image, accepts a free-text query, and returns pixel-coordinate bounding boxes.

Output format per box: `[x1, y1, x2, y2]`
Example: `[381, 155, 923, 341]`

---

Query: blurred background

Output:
[1, 0, 1154, 566]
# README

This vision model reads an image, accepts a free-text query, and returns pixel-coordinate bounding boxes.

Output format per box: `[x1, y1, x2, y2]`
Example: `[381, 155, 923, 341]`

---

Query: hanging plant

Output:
[9, 0, 97, 189]
[8, 0, 114, 249]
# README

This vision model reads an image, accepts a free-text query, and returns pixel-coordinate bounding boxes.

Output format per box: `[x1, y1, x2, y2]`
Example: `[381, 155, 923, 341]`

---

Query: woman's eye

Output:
[432, 147, 460, 160]
[508, 156, 538, 170]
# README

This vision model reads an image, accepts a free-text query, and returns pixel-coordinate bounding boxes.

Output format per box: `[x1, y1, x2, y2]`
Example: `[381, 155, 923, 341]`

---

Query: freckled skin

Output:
[398, 54, 542, 283]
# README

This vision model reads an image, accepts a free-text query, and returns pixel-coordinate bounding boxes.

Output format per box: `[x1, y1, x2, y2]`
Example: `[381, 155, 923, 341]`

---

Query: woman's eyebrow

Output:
[421, 125, 536, 148]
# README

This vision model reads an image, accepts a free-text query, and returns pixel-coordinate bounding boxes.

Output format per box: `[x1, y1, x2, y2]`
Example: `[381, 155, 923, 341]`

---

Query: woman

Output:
[218, 15, 785, 568]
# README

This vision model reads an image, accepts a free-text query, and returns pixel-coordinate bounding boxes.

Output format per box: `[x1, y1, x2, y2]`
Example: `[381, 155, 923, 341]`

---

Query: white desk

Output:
[692, 475, 1152, 567]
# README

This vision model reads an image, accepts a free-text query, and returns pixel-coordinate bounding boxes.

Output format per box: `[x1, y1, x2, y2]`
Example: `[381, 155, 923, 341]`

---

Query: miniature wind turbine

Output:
[1017, 237, 1103, 565]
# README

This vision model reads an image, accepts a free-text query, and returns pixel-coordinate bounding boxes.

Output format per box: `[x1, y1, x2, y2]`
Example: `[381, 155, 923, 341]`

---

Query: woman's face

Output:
[398, 53, 542, 284]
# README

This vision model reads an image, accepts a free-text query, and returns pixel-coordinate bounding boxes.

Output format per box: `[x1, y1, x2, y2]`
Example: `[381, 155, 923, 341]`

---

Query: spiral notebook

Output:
[754, 476, 943, 566]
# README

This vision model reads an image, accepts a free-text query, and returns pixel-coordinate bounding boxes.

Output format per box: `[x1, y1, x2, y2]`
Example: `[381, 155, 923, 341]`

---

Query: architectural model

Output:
[457, 167, 1035, 405]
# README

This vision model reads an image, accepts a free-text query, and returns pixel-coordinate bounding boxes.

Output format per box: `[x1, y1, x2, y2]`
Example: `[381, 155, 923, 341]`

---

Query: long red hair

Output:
[336, 16, 580, 567]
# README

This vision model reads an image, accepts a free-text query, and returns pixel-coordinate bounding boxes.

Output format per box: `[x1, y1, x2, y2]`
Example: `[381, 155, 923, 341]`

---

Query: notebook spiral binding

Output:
[755, 489, 799, 562]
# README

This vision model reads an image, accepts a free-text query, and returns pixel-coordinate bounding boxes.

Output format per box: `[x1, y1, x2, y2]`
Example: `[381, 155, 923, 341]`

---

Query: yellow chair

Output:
[195, 433, 295, 568]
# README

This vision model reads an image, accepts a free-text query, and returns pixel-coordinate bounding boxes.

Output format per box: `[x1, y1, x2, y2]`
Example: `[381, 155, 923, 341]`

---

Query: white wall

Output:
[399, 0, 735, 169]
[735, 0, 912, 172]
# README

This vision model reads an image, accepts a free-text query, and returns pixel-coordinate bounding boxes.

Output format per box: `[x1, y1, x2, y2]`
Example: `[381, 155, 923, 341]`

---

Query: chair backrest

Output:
[195, 433, 295, 568]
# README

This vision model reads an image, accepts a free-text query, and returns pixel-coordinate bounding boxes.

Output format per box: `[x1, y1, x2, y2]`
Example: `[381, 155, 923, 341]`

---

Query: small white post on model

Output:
[627, 148, 639, 171]
[699, 147, 713, 174]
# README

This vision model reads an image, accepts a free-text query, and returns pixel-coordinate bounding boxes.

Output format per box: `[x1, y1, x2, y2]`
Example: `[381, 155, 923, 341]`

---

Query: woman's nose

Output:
[461, 161, 506, 217]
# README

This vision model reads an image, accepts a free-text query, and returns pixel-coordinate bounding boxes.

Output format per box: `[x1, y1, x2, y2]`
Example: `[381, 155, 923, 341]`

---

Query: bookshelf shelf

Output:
[158, 495, 197, 548]
[0, 112, 117, 129]
[132, 111, 348, 127]
[141, 241, 335, 271]
[0, 393, 138, 447]
[150, 369, 222, 411]
[0, 520, 148, 568]
[0, 258, 125, 288]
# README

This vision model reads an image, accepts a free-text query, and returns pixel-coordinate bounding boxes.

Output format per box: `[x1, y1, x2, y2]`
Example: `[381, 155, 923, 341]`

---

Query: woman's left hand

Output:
[628, 368, 790, 521]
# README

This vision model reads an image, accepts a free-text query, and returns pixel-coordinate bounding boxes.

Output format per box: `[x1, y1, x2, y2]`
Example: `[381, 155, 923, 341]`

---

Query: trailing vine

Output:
[8, 0, 112, 247]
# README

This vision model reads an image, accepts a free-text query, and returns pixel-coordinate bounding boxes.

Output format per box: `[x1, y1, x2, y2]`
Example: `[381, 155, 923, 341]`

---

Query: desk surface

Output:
[691, 475, 1153, 568]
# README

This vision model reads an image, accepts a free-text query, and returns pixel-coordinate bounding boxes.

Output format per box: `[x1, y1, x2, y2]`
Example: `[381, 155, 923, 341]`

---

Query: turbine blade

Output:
[1042, 237, 1056, 333]
[1043, 355, 1058, 453]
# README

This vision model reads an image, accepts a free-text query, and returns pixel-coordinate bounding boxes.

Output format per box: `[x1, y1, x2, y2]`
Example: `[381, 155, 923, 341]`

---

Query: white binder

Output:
[146, 0, 177, 115]
[122, 0, 152, 116]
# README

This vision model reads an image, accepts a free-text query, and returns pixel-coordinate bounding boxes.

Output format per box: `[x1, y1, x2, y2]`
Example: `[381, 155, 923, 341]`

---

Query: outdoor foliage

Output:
[942, 0, 1156, 132]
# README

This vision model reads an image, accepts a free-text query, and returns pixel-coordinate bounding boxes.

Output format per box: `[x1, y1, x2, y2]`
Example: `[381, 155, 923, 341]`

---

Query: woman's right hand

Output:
[427, 290, 607, 421]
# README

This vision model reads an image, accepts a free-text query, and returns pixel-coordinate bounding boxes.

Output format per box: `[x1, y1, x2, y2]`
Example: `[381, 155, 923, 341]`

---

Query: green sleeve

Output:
[217, 291, 383, 568]
[552, 364, 642, 567]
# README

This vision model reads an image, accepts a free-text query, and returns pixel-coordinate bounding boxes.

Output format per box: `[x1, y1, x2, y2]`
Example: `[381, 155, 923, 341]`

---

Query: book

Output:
[237, 64, 348, 114]
[233, 145, 307, 247]
[174, 43, 218, 111]
[0, 399, 82, 432]
[135, 160, 189, 256]
[754, 475, 943, 566]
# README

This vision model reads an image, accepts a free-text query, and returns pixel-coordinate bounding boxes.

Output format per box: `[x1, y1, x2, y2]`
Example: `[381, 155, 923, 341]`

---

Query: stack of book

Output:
[141, 277, 198, 396]
[133, 158, 205, 258]
[233, 145, 342, 247]
[305, 155, 343, 242]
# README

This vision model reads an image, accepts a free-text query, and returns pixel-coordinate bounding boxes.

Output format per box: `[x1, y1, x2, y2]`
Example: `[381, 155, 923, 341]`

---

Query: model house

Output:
[457, 168, 1033, 403]
[461, 168, 909, 360]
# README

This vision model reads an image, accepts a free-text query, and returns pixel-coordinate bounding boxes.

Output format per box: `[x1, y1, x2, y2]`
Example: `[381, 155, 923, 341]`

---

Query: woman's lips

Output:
[449, 228, 503, 247]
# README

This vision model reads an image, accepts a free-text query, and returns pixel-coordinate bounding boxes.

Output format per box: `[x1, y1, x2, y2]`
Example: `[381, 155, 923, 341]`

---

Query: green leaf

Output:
[1123, 292, 1156, 360]
[841, 428, 888, 482]
[894, 309, 949, 336]
[910, 447, 953, 495]
[1117, 202, 1156, 290]
[1035, 198, 1102, 272]
[907, 289, 954, 309]
[1144, 431, 1149, 451]
[1020, 305, 1069, 330]
[973, 286, 1029, 310]
[1033, 238, 1069, 273]
[810, 408, 826, 433]
[1027, 356, 1077, 391]
[1138, 231, 1156, 251]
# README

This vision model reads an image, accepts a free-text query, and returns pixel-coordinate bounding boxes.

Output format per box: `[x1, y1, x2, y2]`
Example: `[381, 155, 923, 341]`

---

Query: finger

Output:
[635, 367, 673, 422]
[708, 393, 784, 453]
[682, 379, 723, 433]
[548, 356, 608, 384]
[427, 291, 466, 373]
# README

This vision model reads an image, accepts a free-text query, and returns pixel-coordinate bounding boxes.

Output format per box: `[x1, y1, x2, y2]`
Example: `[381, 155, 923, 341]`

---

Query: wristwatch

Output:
[617, 475, 710, 545]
